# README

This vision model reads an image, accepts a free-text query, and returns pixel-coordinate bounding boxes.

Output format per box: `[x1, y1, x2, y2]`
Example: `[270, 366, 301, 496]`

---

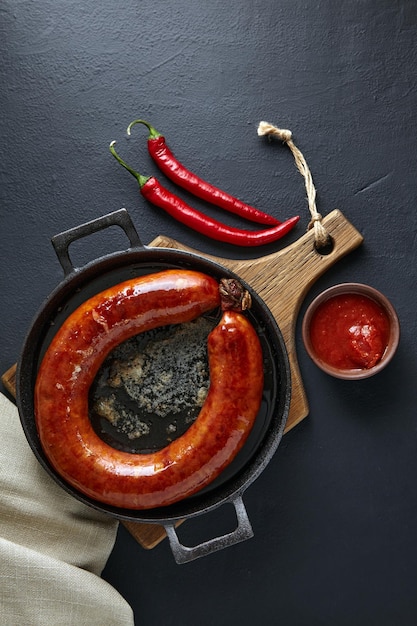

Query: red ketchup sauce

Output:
[309, 293, 390, 370]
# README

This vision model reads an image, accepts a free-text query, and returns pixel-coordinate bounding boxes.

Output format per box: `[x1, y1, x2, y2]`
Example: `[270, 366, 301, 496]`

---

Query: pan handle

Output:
[164, 496, 254, 564]
[51, 208, 143, 276]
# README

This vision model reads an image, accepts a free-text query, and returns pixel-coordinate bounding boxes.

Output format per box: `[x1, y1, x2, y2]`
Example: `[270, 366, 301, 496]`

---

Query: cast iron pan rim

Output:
[16, 244, 291, 523]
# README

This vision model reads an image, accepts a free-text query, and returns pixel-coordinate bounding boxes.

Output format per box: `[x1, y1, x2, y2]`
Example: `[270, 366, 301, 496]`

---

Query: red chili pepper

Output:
[110, 141, 300, 247]
[127, 119, 280, 226]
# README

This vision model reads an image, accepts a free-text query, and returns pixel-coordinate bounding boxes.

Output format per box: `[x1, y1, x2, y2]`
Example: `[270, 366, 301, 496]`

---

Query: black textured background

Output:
[1, 2, 417, 625]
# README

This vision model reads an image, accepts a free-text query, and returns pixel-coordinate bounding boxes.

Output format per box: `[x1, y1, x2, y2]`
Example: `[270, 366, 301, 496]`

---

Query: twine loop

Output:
[257, 121, 330, 249]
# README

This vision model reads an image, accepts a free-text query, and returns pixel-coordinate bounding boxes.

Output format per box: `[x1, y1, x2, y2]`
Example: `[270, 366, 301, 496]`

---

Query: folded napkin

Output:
[0, 392, 134, 625]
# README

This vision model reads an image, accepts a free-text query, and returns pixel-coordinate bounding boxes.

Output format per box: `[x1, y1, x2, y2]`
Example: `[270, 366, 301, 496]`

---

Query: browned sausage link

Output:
[34, 270, 263, 509]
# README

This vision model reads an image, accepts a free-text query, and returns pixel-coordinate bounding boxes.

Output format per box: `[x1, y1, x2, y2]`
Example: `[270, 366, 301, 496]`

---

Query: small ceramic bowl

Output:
[302, 283, 400, 380]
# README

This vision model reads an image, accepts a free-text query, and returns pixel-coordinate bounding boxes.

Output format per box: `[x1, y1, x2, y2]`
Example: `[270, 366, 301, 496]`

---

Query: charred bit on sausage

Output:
[219, 278, 252, 312]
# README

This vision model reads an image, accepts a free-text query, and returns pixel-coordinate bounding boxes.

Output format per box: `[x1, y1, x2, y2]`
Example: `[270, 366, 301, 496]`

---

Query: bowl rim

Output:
[301, 282, 400, 380]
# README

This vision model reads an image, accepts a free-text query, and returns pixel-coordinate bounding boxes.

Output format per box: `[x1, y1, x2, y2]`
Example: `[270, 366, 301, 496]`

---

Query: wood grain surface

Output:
[1, 208, 363, 549]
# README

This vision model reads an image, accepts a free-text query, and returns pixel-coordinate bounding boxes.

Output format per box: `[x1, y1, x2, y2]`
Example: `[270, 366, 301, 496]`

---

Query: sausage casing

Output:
[34, 269, 263, 509]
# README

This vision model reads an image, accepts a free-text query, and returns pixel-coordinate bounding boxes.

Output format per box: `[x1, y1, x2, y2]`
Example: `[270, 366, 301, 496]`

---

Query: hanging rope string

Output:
[257, 121, 330, 249]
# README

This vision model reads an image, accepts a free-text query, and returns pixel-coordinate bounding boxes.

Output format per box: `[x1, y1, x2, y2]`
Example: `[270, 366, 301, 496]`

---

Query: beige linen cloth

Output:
[0, 392, 134, 625]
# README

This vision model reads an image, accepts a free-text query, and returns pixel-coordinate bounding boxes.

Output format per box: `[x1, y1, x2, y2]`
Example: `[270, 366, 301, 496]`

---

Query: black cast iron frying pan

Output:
[16, 209, 291, 564]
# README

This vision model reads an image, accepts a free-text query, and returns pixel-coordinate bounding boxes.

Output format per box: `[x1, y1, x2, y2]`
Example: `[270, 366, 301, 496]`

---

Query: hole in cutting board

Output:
[314, 235, 334, 256]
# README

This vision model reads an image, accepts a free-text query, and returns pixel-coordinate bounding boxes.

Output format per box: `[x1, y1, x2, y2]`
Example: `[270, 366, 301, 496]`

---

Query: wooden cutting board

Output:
[1, 208, 363, 549]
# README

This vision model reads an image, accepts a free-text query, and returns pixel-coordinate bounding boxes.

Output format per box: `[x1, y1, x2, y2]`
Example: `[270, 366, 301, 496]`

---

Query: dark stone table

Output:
[1, 1, 416, 624]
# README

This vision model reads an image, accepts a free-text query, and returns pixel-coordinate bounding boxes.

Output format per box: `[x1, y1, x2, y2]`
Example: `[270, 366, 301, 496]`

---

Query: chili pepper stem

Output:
[109, 141, 150, 188]
[127, 119, 161, 139]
